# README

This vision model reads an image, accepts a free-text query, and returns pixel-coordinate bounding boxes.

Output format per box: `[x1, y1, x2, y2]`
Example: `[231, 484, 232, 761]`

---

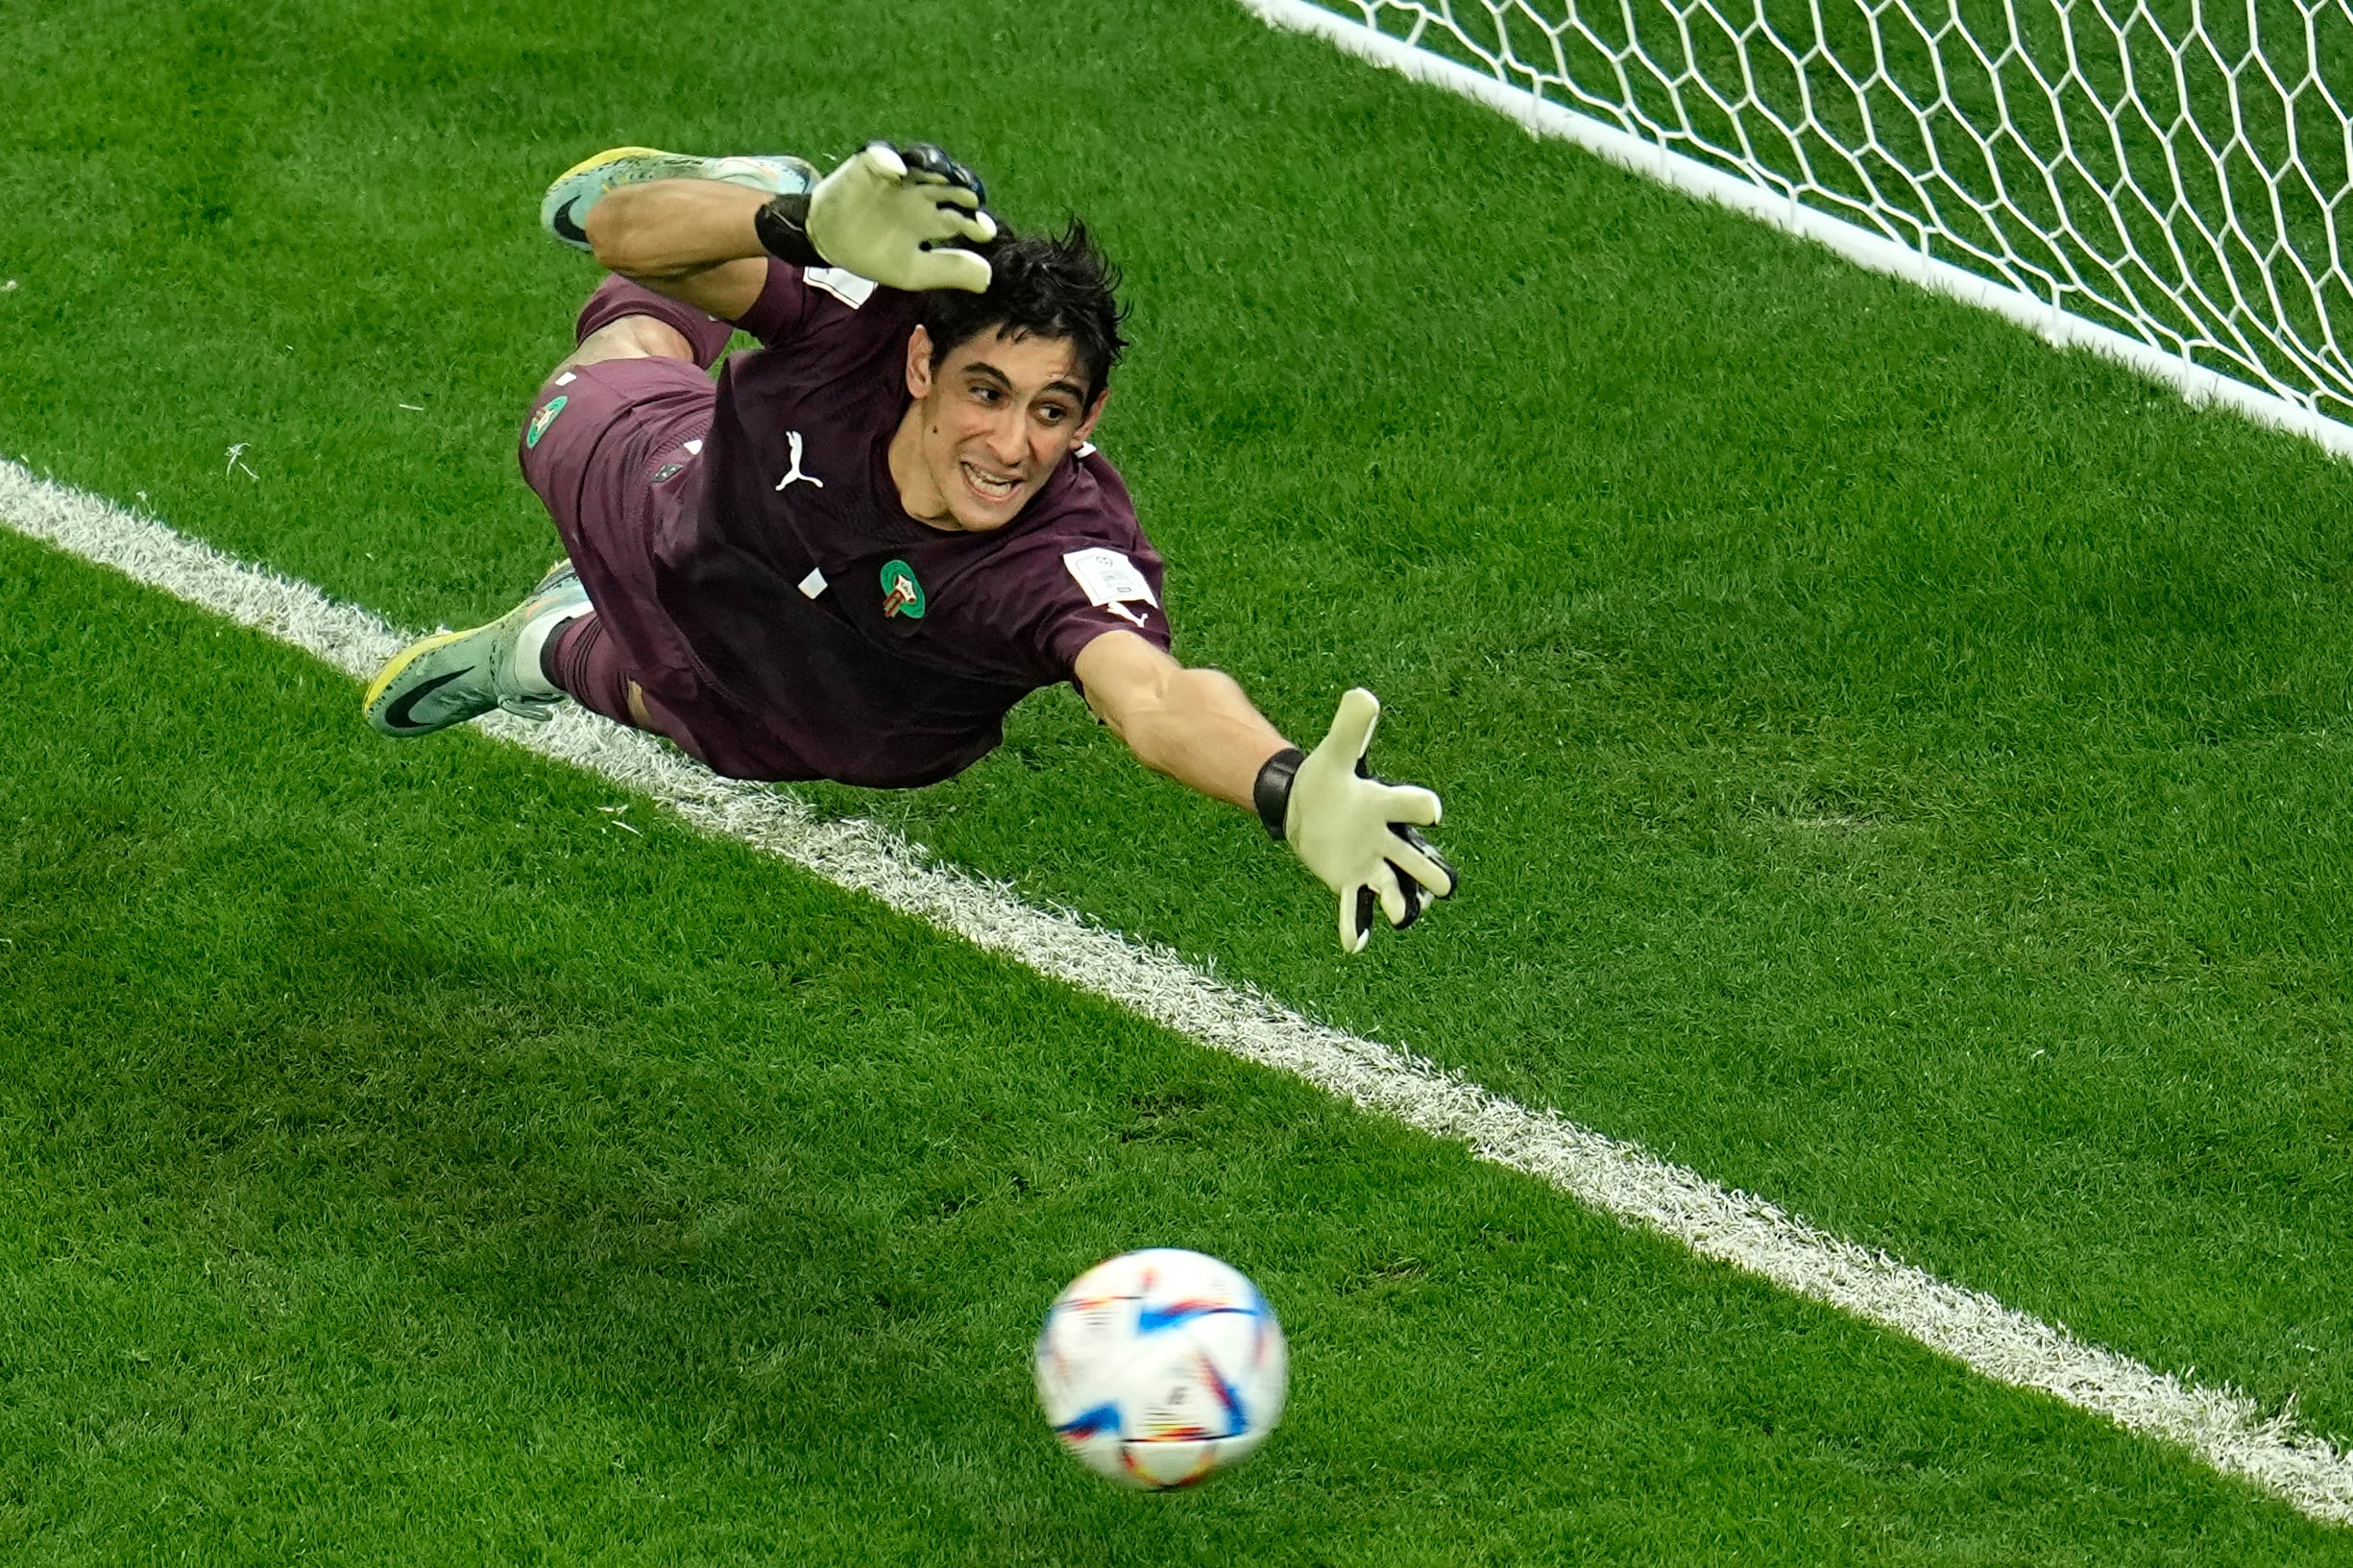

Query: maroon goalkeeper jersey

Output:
[652, 261, 1170, 787]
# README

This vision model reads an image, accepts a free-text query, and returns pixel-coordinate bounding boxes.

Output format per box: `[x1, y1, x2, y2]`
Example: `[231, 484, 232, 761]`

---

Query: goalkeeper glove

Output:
[755, 142, 997, 293]
[1254, 689, 1458, 954]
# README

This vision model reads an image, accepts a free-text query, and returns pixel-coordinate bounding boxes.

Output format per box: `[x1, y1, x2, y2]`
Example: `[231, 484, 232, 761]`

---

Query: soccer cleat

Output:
[541, 147, 816, 251]
[362, 562, 590, 736]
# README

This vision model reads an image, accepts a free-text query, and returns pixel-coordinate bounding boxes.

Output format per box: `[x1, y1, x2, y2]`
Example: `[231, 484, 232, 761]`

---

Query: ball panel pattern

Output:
[1034, 1248, 1288, 1490]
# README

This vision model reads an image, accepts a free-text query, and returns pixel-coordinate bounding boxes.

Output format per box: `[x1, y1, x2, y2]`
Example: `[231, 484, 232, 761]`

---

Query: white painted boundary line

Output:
[1232, 0, 2353, 464]
[3, 456, 2348, 1526]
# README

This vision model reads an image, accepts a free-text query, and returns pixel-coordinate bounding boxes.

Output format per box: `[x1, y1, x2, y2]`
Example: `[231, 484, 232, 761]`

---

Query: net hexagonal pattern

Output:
[1294, 0, 2353, 429]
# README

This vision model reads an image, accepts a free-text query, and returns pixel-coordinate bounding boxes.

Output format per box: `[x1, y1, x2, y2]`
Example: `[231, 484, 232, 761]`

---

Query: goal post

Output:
[1237, 0, 2353, 458]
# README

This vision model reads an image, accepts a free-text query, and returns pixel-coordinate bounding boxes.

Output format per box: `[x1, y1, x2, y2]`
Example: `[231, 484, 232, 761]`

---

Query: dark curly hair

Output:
[916, 219, 1128, 404]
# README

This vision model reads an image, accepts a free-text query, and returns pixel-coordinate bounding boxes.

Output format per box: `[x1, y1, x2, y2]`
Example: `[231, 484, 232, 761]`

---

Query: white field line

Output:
[1232, 0, 2353, 465]
[2, 457, 2349, 1526]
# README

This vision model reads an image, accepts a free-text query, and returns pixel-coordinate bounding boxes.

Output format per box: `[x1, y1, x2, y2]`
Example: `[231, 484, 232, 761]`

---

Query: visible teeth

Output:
[965, 463, 1015, 497]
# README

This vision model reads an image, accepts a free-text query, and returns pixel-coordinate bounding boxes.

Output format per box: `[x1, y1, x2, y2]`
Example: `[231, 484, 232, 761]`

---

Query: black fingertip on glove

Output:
[1396, 824, 1459, 898]
[900, 141, 987, 205]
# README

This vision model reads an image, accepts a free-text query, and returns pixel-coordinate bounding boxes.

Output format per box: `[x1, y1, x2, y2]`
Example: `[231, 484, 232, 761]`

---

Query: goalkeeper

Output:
[362, 142, 1455, 953]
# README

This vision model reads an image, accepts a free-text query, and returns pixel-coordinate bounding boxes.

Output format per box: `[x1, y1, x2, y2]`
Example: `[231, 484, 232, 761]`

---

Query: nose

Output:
[985, 405, 1028, 468]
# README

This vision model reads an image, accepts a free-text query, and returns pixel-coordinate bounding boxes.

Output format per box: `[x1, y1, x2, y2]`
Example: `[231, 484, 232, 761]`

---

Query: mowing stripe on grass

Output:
[3, 455, 2349, 1526]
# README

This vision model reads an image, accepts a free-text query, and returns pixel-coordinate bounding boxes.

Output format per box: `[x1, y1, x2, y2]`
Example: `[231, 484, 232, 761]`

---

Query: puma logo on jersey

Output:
[775, 430, 823, 491]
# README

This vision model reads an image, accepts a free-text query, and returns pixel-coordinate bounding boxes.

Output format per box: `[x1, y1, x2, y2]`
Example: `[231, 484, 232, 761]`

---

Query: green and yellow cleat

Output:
[540, 147, 816, 251]
[362, 561, 590, 737]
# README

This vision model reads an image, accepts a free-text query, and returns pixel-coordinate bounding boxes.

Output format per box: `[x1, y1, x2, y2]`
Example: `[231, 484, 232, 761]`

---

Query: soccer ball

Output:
[1033, 1247, 1288, 1489]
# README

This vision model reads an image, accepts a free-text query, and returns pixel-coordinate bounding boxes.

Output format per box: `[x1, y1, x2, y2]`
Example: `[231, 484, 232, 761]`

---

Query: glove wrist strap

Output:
[754, 192, 824, 269]
[1252, 748, 1305, 840]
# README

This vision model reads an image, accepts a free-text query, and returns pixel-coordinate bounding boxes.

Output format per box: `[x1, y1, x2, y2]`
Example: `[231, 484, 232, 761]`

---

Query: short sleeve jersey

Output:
[652, 261, 1171, 787]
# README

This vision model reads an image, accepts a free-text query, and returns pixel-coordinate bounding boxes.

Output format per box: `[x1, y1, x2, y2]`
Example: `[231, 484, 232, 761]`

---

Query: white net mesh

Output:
[1278, 0, 2353, 432]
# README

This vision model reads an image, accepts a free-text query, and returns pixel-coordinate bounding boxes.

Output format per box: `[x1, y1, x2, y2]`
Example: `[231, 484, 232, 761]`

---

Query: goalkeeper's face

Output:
[900, 325, 1107, 533]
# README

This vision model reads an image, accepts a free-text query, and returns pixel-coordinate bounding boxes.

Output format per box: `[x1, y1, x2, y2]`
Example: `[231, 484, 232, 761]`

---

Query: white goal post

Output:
[1238, 0, 2353, 458]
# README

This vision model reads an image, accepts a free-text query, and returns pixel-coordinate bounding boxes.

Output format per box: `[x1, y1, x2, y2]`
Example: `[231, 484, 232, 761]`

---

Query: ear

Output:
[1073, 386, 1111, 445]
[905, 325, 935, 399]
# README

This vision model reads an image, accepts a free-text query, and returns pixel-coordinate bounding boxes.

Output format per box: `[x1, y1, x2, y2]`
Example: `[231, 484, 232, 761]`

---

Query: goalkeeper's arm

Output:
[582, 182, 777, 318]
[1074, 631, 1457, 954]
[558, 142, 997, 317]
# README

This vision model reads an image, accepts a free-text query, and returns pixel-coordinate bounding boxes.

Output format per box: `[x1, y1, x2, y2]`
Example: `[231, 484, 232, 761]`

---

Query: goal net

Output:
[1241, 0, 2353, 452]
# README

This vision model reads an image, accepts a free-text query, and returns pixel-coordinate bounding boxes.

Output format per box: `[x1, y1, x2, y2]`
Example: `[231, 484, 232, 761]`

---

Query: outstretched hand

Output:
[795, 142, 998, 292]
[1277, 689, 1457, 954]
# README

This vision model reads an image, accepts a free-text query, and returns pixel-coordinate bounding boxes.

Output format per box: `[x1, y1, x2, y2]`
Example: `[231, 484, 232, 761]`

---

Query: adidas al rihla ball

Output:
[1033, 1247, 1288, 1489]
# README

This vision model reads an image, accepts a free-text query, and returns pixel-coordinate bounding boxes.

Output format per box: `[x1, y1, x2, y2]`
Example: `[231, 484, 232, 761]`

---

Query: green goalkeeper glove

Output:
[755, 142, 997, 293]
[1254, 689, 1458, 954]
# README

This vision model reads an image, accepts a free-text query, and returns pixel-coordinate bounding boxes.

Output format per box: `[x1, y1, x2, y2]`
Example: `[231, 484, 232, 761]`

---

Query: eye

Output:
[969, 383, 1002, 404]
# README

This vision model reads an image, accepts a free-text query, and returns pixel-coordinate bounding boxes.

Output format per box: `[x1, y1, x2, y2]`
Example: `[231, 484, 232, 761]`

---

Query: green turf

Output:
[5, 516, 2349, 1565]
[1343, 0, 2353, 410]
[6, 0, 2353, 1555]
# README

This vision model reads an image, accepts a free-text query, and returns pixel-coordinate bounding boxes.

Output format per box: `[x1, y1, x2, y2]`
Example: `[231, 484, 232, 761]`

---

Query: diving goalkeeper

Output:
[362, 142, 1455, 953]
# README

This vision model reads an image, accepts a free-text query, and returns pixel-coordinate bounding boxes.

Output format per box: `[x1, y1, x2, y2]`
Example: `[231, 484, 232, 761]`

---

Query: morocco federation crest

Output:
[880, 559, 926, 619]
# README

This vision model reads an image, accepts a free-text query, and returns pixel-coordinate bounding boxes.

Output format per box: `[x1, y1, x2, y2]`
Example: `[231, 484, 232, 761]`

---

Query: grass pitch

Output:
[6, 0, 2353, 1559]
[5, 520, 2345, 1565]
